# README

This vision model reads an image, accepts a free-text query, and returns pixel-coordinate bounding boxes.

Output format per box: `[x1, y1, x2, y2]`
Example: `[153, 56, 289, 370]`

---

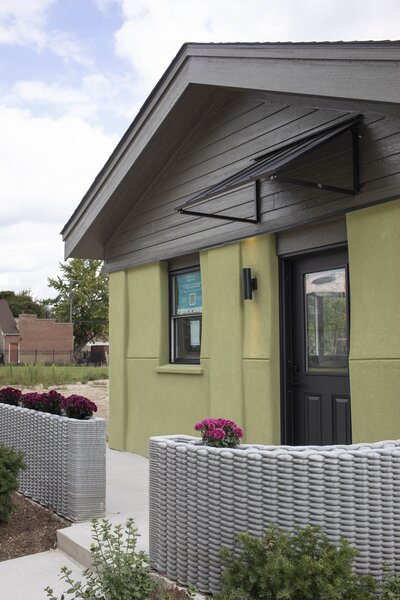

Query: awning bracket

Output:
[176, 117, 361, 224]
[178, 180, 261, 224]
[271, 126, 360, 196]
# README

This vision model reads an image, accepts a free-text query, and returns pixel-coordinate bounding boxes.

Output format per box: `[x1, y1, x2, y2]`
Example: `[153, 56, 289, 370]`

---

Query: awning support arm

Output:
[272, 125, 360, 196]
[178, 180, 261, 224]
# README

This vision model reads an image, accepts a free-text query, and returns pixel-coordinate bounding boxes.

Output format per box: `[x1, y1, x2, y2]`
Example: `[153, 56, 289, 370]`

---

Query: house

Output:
[62, 42, 400, 456]
[80, 336, 109, 365]
[16, 314, 73, 364]
[0, 300, 21, 363]
[0, 300, 73, 364]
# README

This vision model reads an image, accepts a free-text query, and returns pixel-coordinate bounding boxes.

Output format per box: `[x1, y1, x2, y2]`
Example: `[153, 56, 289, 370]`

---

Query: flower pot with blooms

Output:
[194, 418, 244, 448]
[0, 387, 22, 406]
[21, 390, 64, 415]
[61, 394, 98, 419]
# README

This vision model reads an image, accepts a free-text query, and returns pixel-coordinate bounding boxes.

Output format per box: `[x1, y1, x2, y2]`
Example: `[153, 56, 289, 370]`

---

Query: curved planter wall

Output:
[149, 435, 400, 593]
[0, 403, 106, 521]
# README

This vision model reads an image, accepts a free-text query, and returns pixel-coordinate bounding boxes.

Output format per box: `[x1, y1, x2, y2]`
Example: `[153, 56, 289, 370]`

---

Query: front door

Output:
[282, 248, 351, 445]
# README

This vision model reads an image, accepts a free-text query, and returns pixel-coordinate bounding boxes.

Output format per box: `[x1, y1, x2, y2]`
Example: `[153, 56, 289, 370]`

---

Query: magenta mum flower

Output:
[194, 417, 244, 448]
[212, 428, 226, 440]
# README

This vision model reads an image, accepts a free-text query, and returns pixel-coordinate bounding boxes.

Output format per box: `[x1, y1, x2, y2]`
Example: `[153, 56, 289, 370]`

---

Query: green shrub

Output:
[215, 523, 377, 600]
[379, 568, 400, 599]
[45, 518, 195, 600]
[0, 444, 26, 522]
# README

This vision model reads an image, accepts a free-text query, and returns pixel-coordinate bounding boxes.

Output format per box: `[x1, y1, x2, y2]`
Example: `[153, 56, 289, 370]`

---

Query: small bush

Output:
[61, 394, 97, 419]
[45, 518, 195, 600]
[21, 390, 64, 415]
[0, 386, 22, 406]
[0, 444, 26, 522]
[215, 523, 377, 600]
[379, 568, 400, 599]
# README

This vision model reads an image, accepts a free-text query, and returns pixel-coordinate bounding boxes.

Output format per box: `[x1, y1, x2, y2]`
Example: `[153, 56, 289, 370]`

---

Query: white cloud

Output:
[0, 0, 93, 68]
[92, 0, 119, 14]
[3, 72, 139, 130]
[113, 0, 400, 97]
[47, 29, 94, 68]
[0, 105, 118, 296]
[0, 0, 54, 47]
[0, 221, 63, 298]
[0, 105, 119, 225]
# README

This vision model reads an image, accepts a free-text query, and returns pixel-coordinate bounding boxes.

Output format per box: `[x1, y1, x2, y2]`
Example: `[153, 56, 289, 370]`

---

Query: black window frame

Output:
[169, 264, 202, 365]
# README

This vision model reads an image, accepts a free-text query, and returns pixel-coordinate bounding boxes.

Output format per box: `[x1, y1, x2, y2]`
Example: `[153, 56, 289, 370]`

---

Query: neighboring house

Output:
[16, 314, 73, 364]
[62, 42, 400, 456]
[0, 299, 21, 363]
[0, 300, 73, 364]
[80, 336, 109, 364]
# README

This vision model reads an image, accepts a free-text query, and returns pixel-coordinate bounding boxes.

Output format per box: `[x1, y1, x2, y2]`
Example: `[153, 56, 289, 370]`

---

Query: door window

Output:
[305, 267, 348, 372]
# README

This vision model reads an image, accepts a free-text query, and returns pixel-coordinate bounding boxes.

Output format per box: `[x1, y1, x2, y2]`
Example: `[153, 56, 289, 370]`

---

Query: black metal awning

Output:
[176, 113, 362, 224]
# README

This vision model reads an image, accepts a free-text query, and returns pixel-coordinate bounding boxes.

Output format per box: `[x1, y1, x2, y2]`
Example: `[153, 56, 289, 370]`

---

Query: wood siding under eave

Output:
[104, 91, 400, 272]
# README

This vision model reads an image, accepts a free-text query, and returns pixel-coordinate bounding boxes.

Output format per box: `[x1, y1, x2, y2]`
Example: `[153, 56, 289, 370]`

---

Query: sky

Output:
[0, 0, 399, 300]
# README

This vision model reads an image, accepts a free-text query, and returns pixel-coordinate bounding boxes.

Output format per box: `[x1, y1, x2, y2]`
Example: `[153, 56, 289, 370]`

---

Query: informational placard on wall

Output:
[190, 319, 201, 346]
[176, 271, 202, 315]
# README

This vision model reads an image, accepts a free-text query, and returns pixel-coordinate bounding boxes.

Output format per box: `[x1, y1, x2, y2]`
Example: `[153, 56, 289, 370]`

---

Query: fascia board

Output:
[185, 41, 400, 62]
[188, 54, 400, 105]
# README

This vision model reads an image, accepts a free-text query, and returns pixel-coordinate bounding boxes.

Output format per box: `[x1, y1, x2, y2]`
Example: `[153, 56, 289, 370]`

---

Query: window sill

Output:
[156, 364, 204, 375]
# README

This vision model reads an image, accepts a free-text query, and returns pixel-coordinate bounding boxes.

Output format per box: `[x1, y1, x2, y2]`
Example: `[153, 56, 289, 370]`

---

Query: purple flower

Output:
[0, 387, 22, 406]
[194, 417, 244, 448]
[233, 427, 244, 438]
[211, 428, 226, 440]
[61, 395, 97, 420]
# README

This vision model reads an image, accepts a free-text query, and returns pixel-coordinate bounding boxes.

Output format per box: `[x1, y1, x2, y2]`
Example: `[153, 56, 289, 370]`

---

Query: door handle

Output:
[291, 381, 301, 387]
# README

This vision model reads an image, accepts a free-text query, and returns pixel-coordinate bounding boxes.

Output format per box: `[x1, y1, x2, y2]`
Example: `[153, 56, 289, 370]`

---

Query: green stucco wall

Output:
[109, 234, 280, 456]
[347, 199, 400, 442]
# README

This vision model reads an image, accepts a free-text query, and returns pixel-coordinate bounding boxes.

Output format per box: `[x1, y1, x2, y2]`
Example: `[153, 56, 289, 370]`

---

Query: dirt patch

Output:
[0, 493, 70, 561]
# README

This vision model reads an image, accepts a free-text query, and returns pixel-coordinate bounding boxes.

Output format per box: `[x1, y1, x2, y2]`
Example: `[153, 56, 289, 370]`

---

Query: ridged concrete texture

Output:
[0, 403, 106, 521]
[149, 435, 400, 594]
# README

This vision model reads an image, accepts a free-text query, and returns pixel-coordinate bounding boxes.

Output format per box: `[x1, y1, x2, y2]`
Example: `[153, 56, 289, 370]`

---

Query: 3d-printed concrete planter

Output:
[149, 435, 400, 593]
[0, 403, 106, 521]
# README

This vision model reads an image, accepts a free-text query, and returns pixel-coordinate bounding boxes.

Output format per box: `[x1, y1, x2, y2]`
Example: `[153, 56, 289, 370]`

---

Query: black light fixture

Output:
[242, 268, 258, 300]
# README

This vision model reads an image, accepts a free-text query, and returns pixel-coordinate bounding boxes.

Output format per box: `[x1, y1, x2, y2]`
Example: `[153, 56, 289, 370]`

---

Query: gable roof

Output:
[62, 41, 400, 260]
[0, 300, 19, 335]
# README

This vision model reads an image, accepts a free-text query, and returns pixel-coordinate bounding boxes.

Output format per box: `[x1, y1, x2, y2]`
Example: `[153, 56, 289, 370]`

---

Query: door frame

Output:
[279, 243, 349, 445]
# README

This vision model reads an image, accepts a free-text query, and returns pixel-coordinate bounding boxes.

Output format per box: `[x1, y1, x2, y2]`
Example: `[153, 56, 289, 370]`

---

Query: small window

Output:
[170, 266, 202, 364]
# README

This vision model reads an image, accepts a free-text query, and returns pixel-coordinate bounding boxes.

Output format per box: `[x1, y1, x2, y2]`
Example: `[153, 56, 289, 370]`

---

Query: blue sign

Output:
[176, 271, 202, 315]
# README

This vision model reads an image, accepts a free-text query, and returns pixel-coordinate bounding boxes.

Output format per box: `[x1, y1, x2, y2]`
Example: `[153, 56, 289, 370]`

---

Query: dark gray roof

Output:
[0, 300, 19, 335]
[61, 41, 400, 260]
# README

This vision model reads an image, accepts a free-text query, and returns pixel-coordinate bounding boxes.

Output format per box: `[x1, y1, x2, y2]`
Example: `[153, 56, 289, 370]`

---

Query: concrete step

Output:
[0, 549, 83, 600]
[56, 514, 149, 569]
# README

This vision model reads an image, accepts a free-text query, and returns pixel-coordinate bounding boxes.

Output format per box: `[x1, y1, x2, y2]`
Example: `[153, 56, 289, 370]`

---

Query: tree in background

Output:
[0, 290, 46, 318]
[47, 259, 108, 354]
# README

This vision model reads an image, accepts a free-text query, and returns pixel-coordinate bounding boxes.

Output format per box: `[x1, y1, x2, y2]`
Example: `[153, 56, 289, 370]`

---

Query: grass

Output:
[0, 365, 108, 387]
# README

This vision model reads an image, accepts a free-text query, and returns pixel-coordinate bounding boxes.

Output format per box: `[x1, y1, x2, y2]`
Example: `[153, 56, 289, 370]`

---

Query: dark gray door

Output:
[283, 249, 351, 445]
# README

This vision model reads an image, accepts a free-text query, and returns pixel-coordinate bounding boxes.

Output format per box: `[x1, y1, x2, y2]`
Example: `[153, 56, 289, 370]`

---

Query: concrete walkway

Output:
[0, 448, 150, 600]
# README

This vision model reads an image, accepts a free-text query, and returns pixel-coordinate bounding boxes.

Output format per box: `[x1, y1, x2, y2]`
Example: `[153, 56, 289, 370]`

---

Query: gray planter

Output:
[0, 403, 106, 521]
[149, 435, 400, 593]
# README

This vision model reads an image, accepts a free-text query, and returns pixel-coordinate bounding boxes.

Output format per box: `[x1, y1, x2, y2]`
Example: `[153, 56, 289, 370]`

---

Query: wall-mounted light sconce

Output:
[242, 268, 258, 300]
